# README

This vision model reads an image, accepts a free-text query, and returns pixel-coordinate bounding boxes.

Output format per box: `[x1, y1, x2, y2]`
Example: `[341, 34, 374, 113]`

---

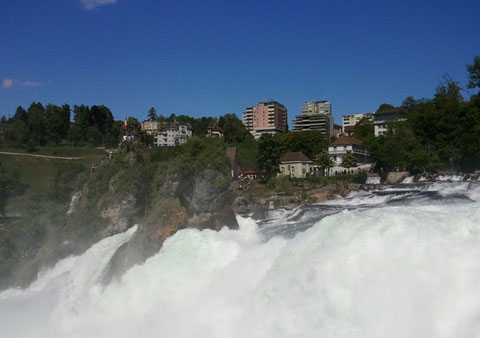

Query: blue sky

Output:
[1, 0, 479, 125]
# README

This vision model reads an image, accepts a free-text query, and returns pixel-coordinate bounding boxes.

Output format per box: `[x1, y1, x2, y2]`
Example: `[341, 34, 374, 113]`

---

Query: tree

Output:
[44, 104, 70, 144]
[376, 103, 394, 113]
[341, 151, 357, 170]
[314, 150, 334, 176]
[67, 125, 83, 147]
[73, 105, 92, 134]
[27, 102, 45, 146]
[353, 117, 374, 141]
[126, 117, 142, 135]
[256, 134, 280, 180]
[91, 105, 113, 135]
[85, 126, 102, 146]
[218, 113, 249, 143]
[147, 107, 158, 121]
[467, 56, 480, 90]
[12, 106, 28, 124]
[4, 121, 29, 147]
[278, 130, 327, 159]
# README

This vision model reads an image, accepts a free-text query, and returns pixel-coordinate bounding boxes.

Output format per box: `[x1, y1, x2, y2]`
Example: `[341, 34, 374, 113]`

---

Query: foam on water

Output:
[2, 189, 480, 337]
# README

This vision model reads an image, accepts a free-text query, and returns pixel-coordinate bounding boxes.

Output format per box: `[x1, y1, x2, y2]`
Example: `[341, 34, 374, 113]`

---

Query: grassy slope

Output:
[1, 147, 107, 210]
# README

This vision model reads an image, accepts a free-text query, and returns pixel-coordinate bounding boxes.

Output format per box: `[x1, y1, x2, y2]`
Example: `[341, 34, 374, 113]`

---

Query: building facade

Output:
[374, 107, 406, 136]
[302, 101, 331, 115]
[154, 121, 192, 147]
[292, 100, 334, 138]
[279, 152, 313, 178]
[242, 101, 288, 139]
[328, 135, 370, 165]
[141, 120, 159, 135]
[342, 113, 373, 133]
[292, 114, 333, 139]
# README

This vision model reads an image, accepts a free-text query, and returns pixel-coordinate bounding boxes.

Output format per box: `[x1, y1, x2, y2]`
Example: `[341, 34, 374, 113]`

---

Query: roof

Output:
[332, 135, 363, 146]
[241, 170, 258, 175]
[167, 121, 192, 130]
[375, 107, 403, 115]
[280, 152, 312, 163]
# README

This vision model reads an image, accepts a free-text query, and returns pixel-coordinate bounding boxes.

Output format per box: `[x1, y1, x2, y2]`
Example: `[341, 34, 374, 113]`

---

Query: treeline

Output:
[353, 56, 480, 173]
[0, 103, 122, 149]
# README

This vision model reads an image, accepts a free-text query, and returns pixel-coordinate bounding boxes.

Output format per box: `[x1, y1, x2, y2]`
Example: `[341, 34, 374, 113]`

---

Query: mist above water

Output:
[1, 183, 480, 338]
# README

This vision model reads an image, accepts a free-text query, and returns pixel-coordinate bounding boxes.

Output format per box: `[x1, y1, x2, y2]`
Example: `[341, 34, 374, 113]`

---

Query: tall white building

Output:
[154, 121, 192, 147]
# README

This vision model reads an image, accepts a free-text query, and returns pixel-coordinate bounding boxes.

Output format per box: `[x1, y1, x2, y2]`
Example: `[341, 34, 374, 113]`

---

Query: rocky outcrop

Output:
[233, 182, 361, 215]
[385, 171, 409, 184]
[103, 166, 238, 282]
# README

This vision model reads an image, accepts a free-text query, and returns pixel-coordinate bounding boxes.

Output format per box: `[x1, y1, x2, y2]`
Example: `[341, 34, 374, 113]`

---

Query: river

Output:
[1, 181, 480, 337]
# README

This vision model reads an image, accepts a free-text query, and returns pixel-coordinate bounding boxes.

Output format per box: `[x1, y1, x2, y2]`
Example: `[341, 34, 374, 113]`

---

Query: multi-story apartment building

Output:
[292, 100, 333, 139]
[302, 101, 331, 115]
[292, 114, 333, 139]
[242, 101, 288, 139]
[154, 121, 192, 147]
[342, 113, 373, 133]
[374, 107, 405, 136]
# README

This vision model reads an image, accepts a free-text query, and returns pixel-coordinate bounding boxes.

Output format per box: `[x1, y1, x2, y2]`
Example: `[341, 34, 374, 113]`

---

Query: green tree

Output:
[67, 125, 83, 147]
[12, 106, 28, 124]
[126, 117, 142, 135]
[27, 102, 45, 146]
[218, 113, 249, 143]
[147, 107, 158, 121]
[91, 105, 114, 135]
[256, 134, 280, 180]
[85, 126, 102, 146]
[314, 150, 334, 176]
[4, 120, 29, 147]
[467, 56, 480, 90]
[341, 151, 357, 170]
[278, 130, 327, 159]
[44, 104, 70, 144]
[73, 105, 92, 136]
[376, 103, 394, 112]
[353, 117, 374, 141]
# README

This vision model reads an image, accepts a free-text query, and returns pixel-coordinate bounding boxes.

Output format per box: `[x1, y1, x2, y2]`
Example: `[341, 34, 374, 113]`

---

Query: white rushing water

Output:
[2, 183, 480, 338]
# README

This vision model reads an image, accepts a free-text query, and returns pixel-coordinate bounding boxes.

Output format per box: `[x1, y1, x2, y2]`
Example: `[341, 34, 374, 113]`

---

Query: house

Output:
[374, 107, 406, 136]
[154, 121, 192, 147]
[141, 120, 159, 135]
[328, 135, 370, 166]
[207, 125, 223, 138]
[279, 152, 313, 178]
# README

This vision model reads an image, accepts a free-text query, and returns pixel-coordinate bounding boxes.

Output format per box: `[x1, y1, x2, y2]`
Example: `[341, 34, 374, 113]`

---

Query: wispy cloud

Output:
[2, 78, 13, 89]
[23, 81, 41, 87]
[81, 0, 117, 10]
